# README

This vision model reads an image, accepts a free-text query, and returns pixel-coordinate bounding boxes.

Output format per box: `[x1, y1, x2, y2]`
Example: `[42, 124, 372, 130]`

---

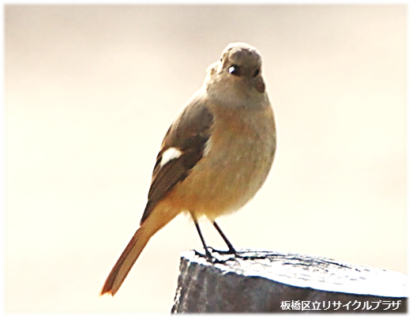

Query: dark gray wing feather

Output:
[140, 99, 214, 224]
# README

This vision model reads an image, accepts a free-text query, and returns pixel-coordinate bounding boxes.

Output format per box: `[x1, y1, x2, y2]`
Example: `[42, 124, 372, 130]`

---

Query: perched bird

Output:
[101, 42, 276, 296]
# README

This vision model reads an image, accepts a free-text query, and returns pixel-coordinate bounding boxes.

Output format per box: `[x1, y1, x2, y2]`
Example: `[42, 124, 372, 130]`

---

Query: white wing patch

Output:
[160, 147, 183, 167]
[203, 137, 213, 157]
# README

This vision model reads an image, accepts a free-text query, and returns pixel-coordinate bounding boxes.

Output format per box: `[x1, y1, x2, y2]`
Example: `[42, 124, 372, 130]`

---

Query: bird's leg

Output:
[193, 220, 214, 261]
[211, 221, 237, 255]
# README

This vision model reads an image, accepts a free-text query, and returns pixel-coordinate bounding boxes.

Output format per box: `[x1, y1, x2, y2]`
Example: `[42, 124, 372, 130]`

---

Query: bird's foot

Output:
[208, 246, 237, 255]
[209, 246, 251, 261]
[194, 248, 237, 264]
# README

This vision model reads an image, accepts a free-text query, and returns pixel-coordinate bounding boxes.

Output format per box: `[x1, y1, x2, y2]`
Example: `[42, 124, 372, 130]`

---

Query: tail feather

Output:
[101, 203, 179, 296]
[100, 227, 150, 296]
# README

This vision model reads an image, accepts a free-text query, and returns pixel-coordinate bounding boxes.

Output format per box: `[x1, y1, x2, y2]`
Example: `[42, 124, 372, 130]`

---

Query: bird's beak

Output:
[253, 76, 265, 93]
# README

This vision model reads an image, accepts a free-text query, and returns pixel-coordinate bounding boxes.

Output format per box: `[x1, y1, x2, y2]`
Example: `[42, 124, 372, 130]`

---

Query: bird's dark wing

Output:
[140, 99, 214, 224]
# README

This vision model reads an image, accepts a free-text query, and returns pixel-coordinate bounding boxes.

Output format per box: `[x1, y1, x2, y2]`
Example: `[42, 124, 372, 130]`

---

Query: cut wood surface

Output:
[171, 249, 407, 313]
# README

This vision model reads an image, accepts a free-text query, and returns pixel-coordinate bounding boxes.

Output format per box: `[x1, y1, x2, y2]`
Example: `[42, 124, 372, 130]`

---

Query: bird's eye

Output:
[228, 65, 241, 76]
[253, 68, 260, 78]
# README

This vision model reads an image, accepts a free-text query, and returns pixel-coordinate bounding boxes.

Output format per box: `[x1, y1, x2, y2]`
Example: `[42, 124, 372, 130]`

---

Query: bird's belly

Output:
[167, 107, 276, 220]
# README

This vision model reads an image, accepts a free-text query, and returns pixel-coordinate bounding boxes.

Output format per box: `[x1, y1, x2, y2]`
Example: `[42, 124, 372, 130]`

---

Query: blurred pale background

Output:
[4, 4, 406, 313]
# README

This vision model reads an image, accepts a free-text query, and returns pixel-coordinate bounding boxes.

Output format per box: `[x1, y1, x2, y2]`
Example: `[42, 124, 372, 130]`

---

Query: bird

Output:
[101, 42, 276, 296]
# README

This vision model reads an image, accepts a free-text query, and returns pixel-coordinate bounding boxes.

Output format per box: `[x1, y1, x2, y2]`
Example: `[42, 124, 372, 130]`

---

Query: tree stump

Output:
[171, 249, 407, 313]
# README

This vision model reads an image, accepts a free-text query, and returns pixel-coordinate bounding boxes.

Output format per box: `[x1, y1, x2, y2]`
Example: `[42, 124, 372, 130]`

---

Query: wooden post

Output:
[171, 249, 407, 313]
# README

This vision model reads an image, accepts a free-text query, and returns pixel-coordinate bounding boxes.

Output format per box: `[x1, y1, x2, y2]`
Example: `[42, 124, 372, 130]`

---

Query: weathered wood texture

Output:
[171, 250, 407, 313]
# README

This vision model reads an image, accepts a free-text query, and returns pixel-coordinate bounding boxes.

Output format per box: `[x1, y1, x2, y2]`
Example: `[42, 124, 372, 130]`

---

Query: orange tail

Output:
[100, 226, 151, 296]
[101, 204, 179, 296]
